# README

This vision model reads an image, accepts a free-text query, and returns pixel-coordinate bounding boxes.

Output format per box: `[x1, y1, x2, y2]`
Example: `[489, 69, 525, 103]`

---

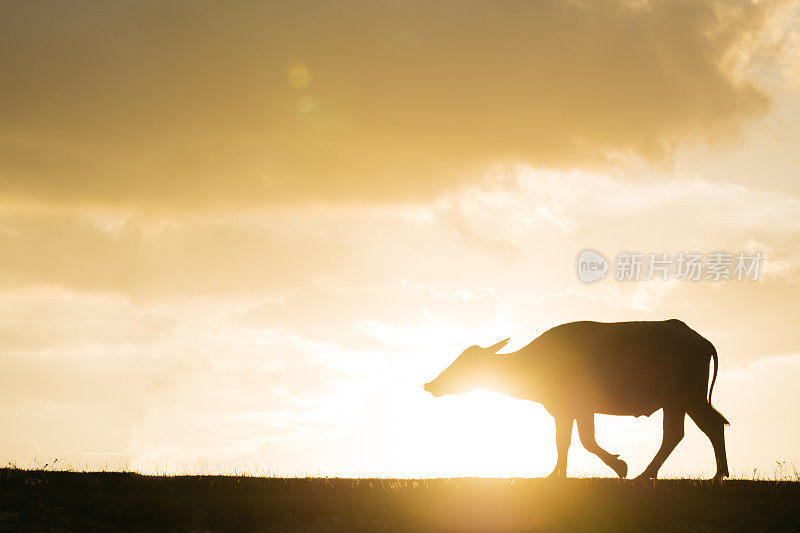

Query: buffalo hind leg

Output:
[547, 416, 573, 478]
[635, 408, 685, 480]
[577, 414, 628, 478]
[687, 403, 729, 479]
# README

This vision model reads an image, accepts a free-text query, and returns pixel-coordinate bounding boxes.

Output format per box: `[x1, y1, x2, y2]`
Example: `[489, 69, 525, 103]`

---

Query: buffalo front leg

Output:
[635, 408, 686, 480]
[576, 414, 628, 478]
[547, 416, 573, 478]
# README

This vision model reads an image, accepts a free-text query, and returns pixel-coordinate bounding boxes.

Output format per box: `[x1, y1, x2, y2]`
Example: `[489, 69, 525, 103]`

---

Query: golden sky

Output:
[1, 0, 799, 477]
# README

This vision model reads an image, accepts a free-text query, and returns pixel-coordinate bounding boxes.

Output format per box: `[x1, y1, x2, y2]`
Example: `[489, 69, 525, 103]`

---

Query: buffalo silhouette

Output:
[424, 319, 729, 480]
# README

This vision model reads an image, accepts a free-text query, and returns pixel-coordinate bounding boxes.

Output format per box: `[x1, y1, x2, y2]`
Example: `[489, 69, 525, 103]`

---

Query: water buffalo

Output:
[424, 319, 729, 480]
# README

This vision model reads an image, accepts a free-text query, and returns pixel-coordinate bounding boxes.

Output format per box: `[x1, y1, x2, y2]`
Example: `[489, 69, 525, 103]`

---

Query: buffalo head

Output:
[424, 338, 510, 397]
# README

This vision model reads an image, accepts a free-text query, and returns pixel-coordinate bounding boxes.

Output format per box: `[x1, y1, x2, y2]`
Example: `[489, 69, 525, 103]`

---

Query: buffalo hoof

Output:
[610, 456, 628, 479]
[547, 468, 566, 480]
[633, 471, 656, 481]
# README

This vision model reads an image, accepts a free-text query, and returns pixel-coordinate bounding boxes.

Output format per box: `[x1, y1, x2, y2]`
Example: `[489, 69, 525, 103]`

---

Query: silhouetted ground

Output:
[1, 469, 799, 531]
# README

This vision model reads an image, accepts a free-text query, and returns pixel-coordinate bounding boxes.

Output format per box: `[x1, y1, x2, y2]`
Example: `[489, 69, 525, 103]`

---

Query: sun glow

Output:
[377, 390, 556, 478]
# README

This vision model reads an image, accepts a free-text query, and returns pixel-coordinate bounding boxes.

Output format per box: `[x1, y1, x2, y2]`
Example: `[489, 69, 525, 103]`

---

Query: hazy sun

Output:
[376, 390, 556, 478]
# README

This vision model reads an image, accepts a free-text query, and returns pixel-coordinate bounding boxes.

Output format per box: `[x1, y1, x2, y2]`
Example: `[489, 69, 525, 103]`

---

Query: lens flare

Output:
[287, 63, 311, 89]
[297, 96, 315, 113]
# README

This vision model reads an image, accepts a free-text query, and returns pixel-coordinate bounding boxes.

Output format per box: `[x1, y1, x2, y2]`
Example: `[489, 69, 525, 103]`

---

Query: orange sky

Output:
[1, 0, 799, 477]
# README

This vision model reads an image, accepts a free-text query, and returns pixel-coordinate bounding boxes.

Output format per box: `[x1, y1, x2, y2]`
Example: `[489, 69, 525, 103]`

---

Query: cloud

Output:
[239, 280, 506, 349]
[0, 288, 353, 471]
[0, 0, 784, 207]
[0, 211, 343, 299]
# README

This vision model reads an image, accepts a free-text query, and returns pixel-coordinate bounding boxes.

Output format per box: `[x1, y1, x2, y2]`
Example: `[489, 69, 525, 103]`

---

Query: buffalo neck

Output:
[482, 351, 532, 399]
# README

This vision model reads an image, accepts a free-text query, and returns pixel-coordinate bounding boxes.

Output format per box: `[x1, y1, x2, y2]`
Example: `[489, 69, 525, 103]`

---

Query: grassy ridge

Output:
[1, 469, 799, 531]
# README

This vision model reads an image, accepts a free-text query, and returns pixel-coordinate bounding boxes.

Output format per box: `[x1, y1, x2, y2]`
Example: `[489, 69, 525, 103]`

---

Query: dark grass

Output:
[2, 469, 799, 532]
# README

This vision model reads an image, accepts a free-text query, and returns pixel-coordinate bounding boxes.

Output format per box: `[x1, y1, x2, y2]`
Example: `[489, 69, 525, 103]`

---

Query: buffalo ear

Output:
[484, 338, 510, 353]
